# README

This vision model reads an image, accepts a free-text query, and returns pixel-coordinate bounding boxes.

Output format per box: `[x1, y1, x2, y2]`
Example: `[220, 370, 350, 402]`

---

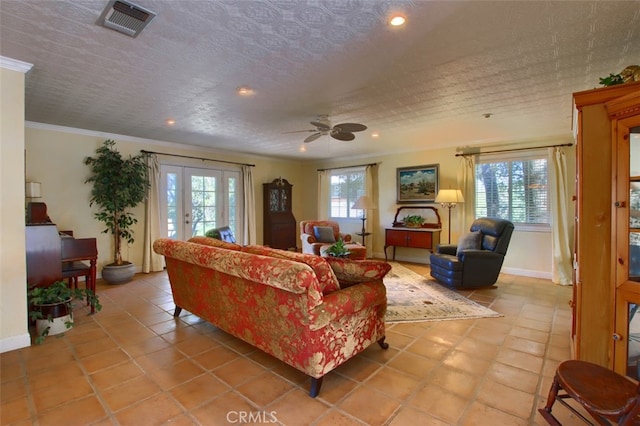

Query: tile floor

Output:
[1, 263, 588, 425]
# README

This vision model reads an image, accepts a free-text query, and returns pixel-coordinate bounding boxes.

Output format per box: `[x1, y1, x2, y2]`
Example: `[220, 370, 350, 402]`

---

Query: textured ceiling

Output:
[1, 0, 639, 160]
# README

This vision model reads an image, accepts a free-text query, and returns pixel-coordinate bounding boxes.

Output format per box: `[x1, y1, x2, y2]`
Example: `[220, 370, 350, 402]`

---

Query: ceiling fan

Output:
[284, 115, 367, 143]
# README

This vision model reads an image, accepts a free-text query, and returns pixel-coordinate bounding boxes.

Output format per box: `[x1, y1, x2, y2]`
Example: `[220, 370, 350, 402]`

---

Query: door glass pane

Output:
[191, 175, 217, 237]
[628, 303, 640, 379]
[166, 172, 178, 239]
[228, 177, 237, 236]
[632, 131, 640, 281]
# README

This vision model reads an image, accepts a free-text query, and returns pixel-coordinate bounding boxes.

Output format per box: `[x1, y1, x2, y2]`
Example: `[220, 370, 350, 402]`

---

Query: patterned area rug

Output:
[384, 262, 502, 323]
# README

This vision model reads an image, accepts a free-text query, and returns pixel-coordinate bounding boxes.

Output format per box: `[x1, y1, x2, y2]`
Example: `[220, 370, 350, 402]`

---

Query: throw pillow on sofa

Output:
[325, 257, 391, 287]
[313, 226, 336, 243]
[456, 231, 482, 256]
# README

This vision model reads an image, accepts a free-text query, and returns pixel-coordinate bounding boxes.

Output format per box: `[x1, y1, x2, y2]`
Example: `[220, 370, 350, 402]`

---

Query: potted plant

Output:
[28, 281, 101, 344]
[324, 238, 351, 258]
[402, 214, 425, 227]
[84, 139, 150, 284]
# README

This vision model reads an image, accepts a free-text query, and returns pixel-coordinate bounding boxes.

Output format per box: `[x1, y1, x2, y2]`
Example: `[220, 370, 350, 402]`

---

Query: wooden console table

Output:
[384, 206, 441, 261]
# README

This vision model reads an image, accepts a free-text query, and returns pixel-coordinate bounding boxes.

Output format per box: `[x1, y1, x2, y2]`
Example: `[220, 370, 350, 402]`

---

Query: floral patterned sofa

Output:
[152, 236, 391, 397]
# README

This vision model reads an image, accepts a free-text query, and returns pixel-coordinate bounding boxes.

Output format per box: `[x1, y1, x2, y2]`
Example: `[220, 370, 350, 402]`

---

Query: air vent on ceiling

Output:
[97, 0, 156, 38]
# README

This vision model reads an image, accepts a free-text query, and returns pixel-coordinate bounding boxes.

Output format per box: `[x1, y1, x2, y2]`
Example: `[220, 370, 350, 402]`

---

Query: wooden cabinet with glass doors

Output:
[572, 81, 640, 373]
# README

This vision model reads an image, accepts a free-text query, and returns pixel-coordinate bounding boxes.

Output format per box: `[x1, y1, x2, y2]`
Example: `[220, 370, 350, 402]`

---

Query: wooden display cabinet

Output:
[263, 178, 296, 250]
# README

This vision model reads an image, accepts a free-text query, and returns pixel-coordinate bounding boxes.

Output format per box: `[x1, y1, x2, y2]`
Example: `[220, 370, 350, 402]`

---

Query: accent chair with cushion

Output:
[429, 217, 514, 288]
[300, 220, 366, 260]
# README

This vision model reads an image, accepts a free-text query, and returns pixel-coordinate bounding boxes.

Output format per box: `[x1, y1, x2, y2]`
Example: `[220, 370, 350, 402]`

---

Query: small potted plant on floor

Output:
[84, 139, 150, 284]
[28, 281, 102, 344]
[324, 238, 351, 258]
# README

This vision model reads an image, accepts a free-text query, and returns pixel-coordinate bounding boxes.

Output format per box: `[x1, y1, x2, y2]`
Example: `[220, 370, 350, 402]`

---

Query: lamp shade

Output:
[25, 182, 42, 198]
[352, 195, 375, 210]
[435, 189, 464, 204]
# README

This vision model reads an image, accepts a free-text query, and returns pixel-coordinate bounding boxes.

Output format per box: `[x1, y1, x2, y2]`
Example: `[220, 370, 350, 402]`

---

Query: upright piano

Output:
[25, 203, 98, 311]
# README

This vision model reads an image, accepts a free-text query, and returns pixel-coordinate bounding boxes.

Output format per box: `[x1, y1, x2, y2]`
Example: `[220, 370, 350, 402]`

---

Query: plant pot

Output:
[102, 262, 135, 284]
[34, 300, 72, 337]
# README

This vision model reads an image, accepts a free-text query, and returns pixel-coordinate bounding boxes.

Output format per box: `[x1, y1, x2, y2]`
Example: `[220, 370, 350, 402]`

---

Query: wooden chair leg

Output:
[538, 374, 562, 425]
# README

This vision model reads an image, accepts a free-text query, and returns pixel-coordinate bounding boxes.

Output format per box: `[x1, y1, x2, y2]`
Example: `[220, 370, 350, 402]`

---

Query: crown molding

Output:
[0, 56, 33, 73]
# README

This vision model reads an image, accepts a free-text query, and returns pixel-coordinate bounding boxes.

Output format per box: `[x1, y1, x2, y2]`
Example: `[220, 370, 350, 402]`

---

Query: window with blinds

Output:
[329, 168, 365, 219]
[475, 150, 549, 226]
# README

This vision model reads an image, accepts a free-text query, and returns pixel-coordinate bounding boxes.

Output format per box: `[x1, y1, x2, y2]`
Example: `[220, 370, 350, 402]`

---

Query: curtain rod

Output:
[140, 150, 255, 167]
[317, 162, 378, 172]
[455, 143, 573, 157]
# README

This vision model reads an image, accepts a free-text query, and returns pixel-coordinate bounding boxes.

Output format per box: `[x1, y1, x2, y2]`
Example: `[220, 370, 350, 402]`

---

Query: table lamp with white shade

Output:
[435, 189, 464, 243]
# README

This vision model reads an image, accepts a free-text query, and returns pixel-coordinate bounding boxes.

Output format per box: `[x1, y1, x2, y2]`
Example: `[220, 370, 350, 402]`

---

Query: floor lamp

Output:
[435, 189, 464, 243]
[352, 195, 375, 246]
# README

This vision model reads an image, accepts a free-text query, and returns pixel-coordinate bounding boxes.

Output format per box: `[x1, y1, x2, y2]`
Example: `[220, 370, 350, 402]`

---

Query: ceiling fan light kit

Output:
[287, 116, 367, 143]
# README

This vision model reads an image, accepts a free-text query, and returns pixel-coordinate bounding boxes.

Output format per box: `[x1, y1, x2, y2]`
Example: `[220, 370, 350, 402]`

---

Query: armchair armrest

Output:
[301, 233, 317, 244]
[436, 244, 457, 256]
[339, 233, 353, 243]
[459, 249, 503, 262]
[309, 281, 386, 330]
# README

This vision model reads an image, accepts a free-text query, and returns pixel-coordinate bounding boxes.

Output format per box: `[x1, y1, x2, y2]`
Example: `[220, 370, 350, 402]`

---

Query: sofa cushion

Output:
[241, 245, 341, 294]
[313, 226, 336, 243]
[456, 231, 482, 256]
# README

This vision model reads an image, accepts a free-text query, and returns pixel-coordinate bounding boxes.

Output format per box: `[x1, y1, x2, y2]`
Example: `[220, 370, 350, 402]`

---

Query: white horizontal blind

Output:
[475, 150, 549, 225]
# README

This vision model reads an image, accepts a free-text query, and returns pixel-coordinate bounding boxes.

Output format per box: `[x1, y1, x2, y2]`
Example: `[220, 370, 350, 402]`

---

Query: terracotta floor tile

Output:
[173, 333, 218, 357]
[213, 358, 267, 387]
[73, 336, 119, 359]
[442, 349, 492, 377]
[114, 392, 184, 425]
[0, 396, 31, 424]
[366, 367, 421, 400]
[169, 373, 229, 410]
[387, 351, 439, 378]
[192, 346, 244, 371]
[405, 337, 451, 360]
[477, 378, 536, 419]
[31, 376, 94, 412]
[338, 386, 400, 425]
[81, 348, 130, 373]
[409, 384, 469, 424]
[100, 375, 161, 412]
[146, 358, 206, 390]
[266, 389, 330, 425]
[235, 371, 294, 406]
[315, 408, 364, 426]
[190, 391, 260, 425]
[334, 355, 381, 382]
[461, 401, 530, 425]
[134, 347, 186, 372]
[37, 395, 107, 426]
[429, 366, 480, 398]
[388, 406, 451, 425]
[496, 348, 544, 374]
[313, 373, 358, 405]
[89, 361, 144, 390]
[487, 361, 540, 394]
[0, 377, 26, 403]
[504, 334, 547, 357]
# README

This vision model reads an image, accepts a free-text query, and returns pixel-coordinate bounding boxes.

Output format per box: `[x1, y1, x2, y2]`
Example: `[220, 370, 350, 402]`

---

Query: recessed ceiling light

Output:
[299, 145, 307, 152]
[389, 15, 406, 26]
[165, 118, 176, 126]
[371, 132, 380, 138]
[236, 86, 254, 96]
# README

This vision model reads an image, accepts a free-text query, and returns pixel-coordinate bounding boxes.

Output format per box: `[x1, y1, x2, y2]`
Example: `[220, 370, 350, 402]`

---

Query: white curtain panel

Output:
[242, 166, 256, 245]
[317, 169, 330, 220]
[550, 147, 573, 285]
[142, 154, 164, 273]
[457, 155, 476, 232]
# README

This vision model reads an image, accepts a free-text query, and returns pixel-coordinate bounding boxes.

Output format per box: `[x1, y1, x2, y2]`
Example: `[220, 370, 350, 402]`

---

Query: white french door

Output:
[160, 165, 242, 241]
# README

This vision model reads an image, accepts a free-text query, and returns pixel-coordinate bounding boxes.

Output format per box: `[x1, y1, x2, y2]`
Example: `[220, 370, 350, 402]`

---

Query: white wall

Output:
[1, 61, 32, 352]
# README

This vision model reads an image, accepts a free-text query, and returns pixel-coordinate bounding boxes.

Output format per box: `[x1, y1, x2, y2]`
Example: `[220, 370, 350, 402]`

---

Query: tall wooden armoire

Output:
[572, 80, 640, 380]
[263, 178, 296, 250]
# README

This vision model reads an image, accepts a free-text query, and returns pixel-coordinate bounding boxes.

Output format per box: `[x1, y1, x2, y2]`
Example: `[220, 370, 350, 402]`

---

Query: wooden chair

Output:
[539, 360, 640, 425]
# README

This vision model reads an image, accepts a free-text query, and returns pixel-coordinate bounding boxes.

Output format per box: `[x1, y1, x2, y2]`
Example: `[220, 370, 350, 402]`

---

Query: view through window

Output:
[329, 169, 365, 219]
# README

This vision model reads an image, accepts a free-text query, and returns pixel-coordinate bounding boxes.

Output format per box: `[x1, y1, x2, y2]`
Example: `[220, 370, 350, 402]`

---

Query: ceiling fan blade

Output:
[310, 121, 331, 131]
[282, 129, 316, 134]
[304, 132, 323, 143]
[334, 123, 367, 133]
[331, 131, 356, 141]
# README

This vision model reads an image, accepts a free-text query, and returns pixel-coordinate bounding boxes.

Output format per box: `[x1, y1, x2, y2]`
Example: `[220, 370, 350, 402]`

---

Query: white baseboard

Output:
[0, 333, 31, 353]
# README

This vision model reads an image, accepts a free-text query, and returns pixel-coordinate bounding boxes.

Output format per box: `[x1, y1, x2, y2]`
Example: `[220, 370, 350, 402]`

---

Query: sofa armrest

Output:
[325, 258, 391, 286]
[459, 249, 503, 262]
[301, 233, 317, 244]
[309, 281, 386, 330]
[436, 244, 457, 256]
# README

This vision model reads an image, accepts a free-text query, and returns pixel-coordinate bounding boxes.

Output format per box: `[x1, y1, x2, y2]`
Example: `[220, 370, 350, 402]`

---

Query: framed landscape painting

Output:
[396, 164, 439, 203]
